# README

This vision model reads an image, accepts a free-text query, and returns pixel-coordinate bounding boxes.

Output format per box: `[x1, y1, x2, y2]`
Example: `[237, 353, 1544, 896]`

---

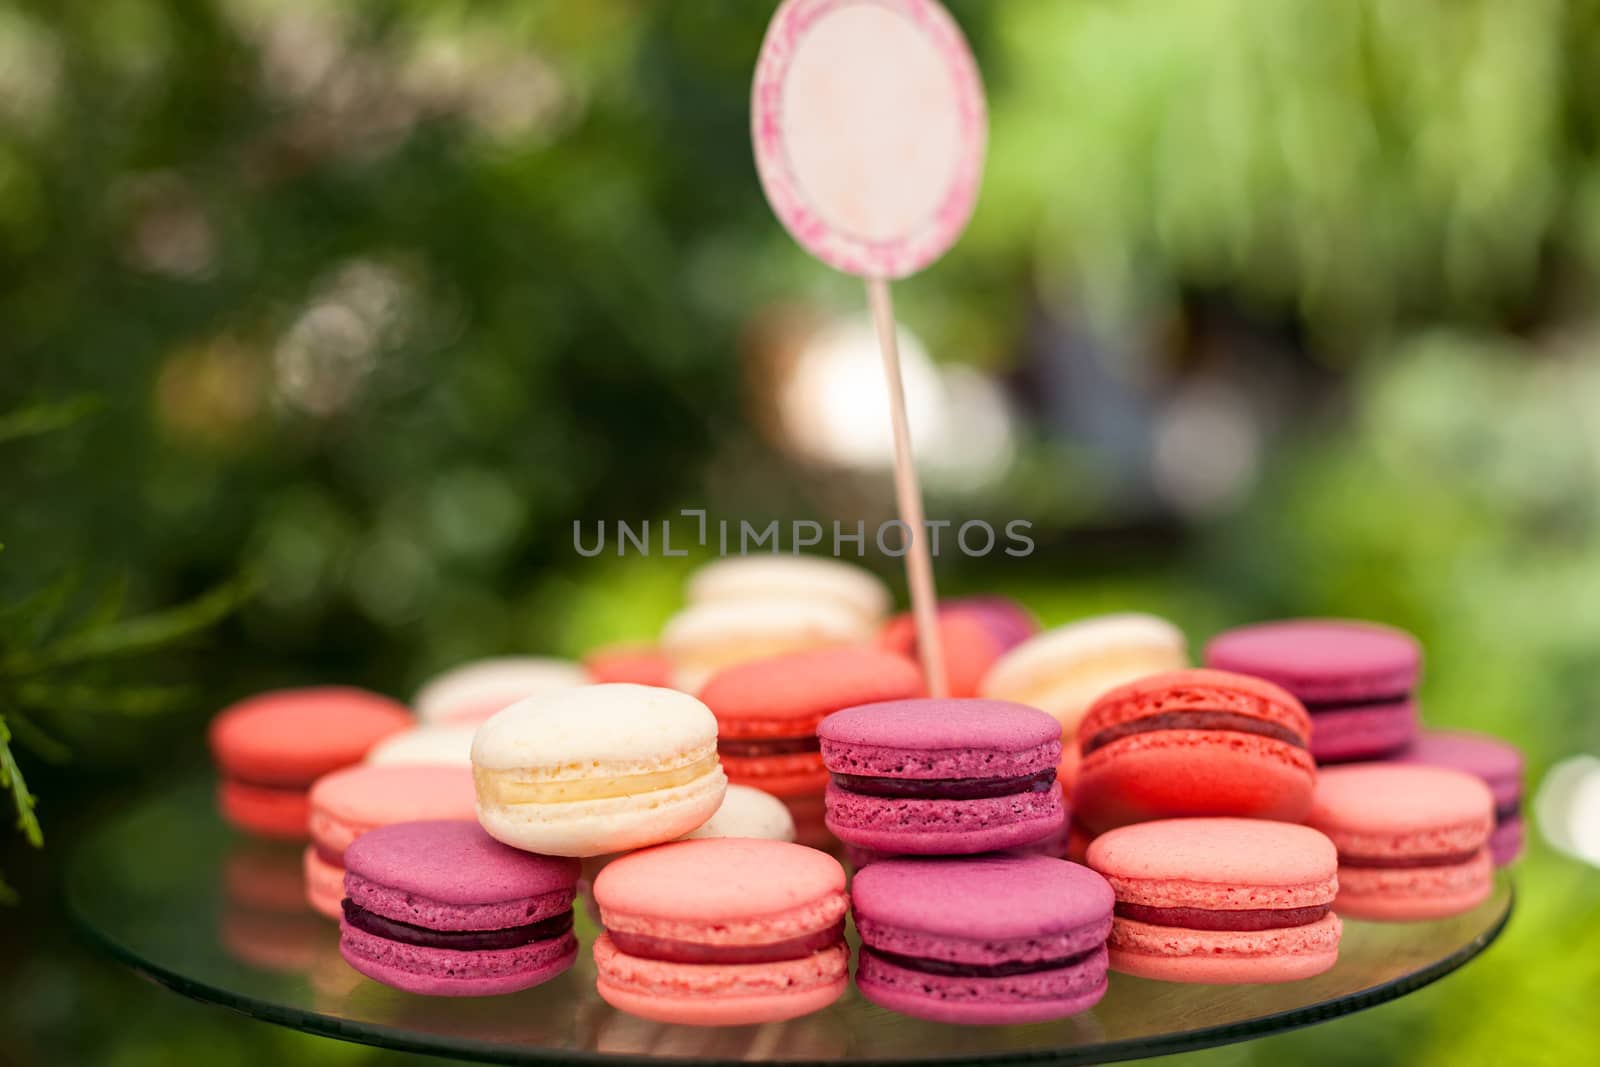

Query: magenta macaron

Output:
[1398, 730, 1524, 866]
[1205, 619, 1421, 762]
[338, 820, 581, 996]
[819, 698, 1065, 856]
[852, 854, 1112, 1024]
[1088, 818, 1343, 984]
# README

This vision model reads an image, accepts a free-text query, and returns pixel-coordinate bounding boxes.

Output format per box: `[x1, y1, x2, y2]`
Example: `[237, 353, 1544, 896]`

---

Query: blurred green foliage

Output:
[2, 1, 1599, 1066]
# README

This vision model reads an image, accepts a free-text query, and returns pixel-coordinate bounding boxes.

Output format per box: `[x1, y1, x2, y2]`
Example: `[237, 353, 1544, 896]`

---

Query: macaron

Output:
[878, 596, 1037, 698]
[700, 647, 924, 797]
[1205, 619, 1422, 762]
[471, 684, 727, 857]
[1398, 730, 1525, 865]
[304, 764, 478, 918]
[1072, 669, 1316, 835]
[365, 724, 477, 767]
[592, 838, 849, 1025]
[413, 656, 587, 724]
[686, 555, 891, 625]
[661, 598, 876, 692]
[1308, 763, 1494, 920]
[852, 854, 1112, 1023]
[583, 646, 675, 688]
[210, 687, 413, 839]
[819, 698, 1065, 855]
[682, 784, 796, 842]
[339, 820, 581, 996]
[979, 613, 1188, 740]
[1088, 818, 1342, 983]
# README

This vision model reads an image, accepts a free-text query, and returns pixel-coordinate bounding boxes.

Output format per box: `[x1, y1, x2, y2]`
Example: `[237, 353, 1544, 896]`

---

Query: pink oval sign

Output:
[752, 0, 987, 280]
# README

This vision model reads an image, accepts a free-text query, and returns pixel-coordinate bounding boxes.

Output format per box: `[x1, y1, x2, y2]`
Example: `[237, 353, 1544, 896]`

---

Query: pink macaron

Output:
[1088, 818, 1342, 983]
[1397, 730, 1524, 866]
[338, 820, 581, 996]
[303, 764, 478, 919]
[592, 838, 849, 1026]
[878, 596, 1037, 698]
[1308, 763, 1495, 920]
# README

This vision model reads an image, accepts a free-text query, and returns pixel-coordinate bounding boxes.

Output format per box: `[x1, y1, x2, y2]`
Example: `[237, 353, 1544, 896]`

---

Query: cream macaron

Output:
[681, 784, 796, 842]
[414, 656, 587, 724]
[978, 613, 1189, 741]
[685, 556, 891, 626]
[471, 684, 727, 857]
[660, 597, 874, 693]
[365, 723, 477, 767]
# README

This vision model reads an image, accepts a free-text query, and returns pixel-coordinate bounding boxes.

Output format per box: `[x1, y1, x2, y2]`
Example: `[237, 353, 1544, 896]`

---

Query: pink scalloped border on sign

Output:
[752, 0, 987, 280]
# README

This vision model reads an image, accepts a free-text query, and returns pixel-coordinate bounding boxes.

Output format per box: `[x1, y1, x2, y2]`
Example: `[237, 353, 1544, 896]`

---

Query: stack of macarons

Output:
[210, 578, 1522, 1019]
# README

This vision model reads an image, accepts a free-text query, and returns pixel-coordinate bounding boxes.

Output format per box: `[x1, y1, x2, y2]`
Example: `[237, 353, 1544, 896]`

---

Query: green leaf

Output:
[0, 567, 82, 650]
[15, 681, 192, 721]
[3, 575, 255, 675]
[0, 869, 16, 906]
[0, 716, 44, 849]
[0, 396, 102, 445]
[0, 711, 70, 762]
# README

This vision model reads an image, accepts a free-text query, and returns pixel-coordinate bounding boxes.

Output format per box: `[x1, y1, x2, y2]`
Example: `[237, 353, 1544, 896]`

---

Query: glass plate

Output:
[67, 779, 1512, 1065]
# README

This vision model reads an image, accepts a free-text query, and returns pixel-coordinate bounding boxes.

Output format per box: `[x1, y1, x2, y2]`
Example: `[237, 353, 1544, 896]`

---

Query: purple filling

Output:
[1495, 799, 1520, 823]
[862, 945, 1099, 979]
[1303, 692, 1412, 711]
[341, 900, 574, 951]
[1081, 711, 1305, 756]
[1115, 902, 1330, 931]
[608, 920, 845, 964]
[717, 736, 821, 758]
[830, 768, 1056, 801]
[1339, 849, 1482, 870]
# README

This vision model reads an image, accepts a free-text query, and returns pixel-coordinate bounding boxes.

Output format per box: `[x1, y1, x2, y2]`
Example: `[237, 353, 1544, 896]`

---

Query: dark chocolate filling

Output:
[1081, 711, 1305, 756]
[1495, 799, 1520, 823]
[1339, 849, 1482, 870]
[831, 768, 1056, 801]
[1115, 902, 1330, 931]
[864, 944, 1099, 979]
[227, 776, 308, 793]
[608, 920, 845, 964]
[717, 736, 821, 758]
[1302, 693, 1412, 712]
[341, 899, 574, 951]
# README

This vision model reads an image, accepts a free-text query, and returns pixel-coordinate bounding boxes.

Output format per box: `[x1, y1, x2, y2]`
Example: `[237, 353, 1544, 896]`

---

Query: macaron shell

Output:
[308, 765, 478, 856]
[1398, 729, 1524, 808]
[593, 933, 848, 1026]
[701, 647, 924, 737]
[680, 785, 796, 842]
[1203, 619, 1420, 702]
[584, 647, 676, 688]
[819, 698, 1062, 779]
[218, 781, 312, 839]
[721, 754, 830, 797]
[824, 781, 1065, 856]
[1073, 732, 1315, 834]
[343, 820, 581, 911]
[1309, 764, 1493, 859]
[209, 688, 413, 785]
[1334, 849, 1493, 920]
[1306, 700, 1418, 763]
[1490, 818, 1524, 866]
[303, 846, 345, 919]
[878, 610, 1011, 699]
[856, 946, 1107, 1024]
[1085, 818, 1338, 904]
[1077, 669, 1312, 743]
[1108, 913, 1341, 984]
[341, 924, 578, 996]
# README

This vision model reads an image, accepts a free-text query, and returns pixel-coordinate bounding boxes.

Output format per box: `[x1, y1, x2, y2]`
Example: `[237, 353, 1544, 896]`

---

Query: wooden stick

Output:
[865, 276, 948, 698]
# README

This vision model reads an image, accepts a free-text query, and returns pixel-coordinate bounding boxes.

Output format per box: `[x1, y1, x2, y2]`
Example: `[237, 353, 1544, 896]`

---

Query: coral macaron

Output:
[700, 647, 923, 797]
[820, 698, 1065, 855]
[209, 687, 412, 839]
[853, 855, 1113, 1024]
[339, 821, 581, 996]
[1072, 669, 1316, 835]
[472, 684, 726, 857]
[592, 838, 849, 1025]
[878, 596, 1037, 698]
[1088, 818, 1342, 984]
[1309, 764, 1495, 920]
